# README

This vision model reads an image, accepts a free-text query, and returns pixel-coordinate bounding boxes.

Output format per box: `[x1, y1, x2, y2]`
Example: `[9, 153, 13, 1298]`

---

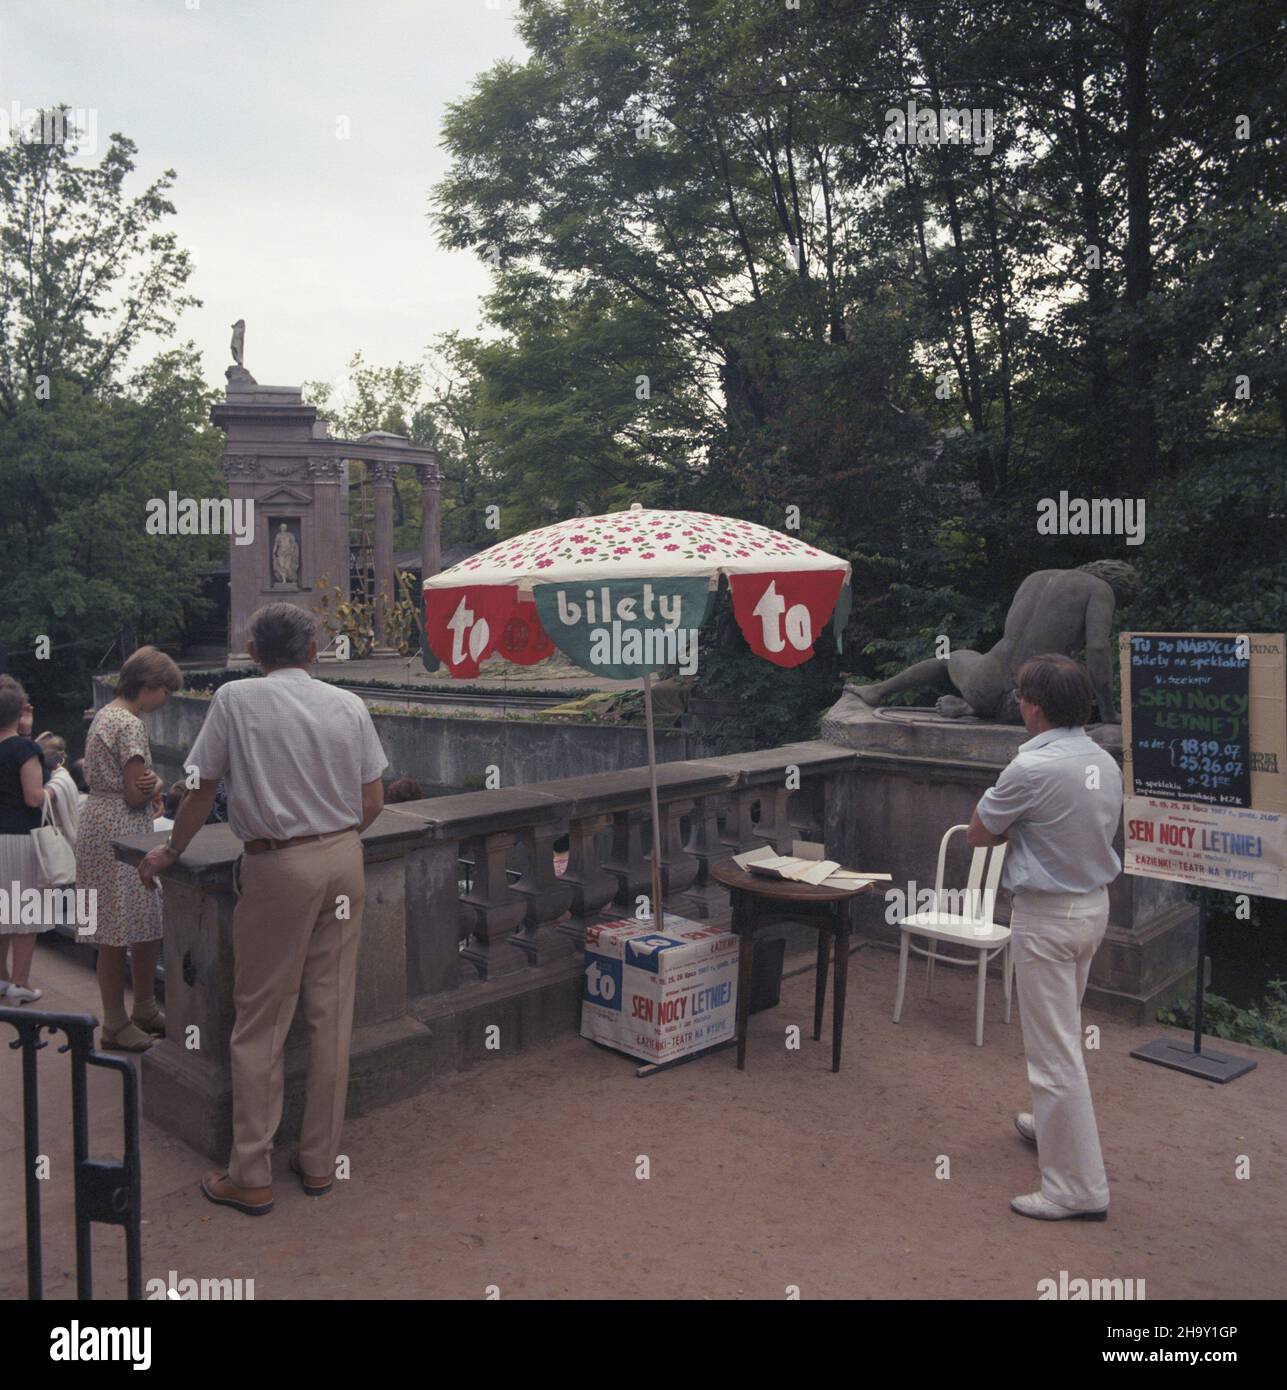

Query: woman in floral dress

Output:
[76, 647, 182, 1051]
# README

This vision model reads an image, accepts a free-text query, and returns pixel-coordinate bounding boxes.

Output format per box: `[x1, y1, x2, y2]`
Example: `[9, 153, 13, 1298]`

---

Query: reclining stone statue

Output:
[846, 560, 1136, 724]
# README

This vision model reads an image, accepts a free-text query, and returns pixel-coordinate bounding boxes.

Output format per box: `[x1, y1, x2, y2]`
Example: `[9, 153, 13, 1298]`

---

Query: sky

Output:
[1, 0, 529, 394]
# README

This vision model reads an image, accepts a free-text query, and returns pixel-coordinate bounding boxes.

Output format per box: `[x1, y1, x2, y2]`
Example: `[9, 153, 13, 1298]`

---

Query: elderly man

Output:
[967, 653, 1122, 1222]
[139, 603, 388, 1215]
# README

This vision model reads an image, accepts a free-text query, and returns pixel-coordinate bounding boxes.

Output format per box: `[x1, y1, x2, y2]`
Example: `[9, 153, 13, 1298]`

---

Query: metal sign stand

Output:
[1130, 888, 1257, 1083]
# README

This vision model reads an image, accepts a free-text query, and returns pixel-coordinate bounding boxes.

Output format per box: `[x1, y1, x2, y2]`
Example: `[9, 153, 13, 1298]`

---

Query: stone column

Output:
[749, 783, 795, 852]
[659, 797, 698, 896]
[674, 791, 727, 920]
[724, 787, 768, 853]
[221, 455, 260, 657]
[416, 459, 442, 581]
[602, 807, 654, 914]
[369, 460, 399, 651]
[510, 821, 575, 965]
[558, 812, 619, 943]
[308, 455, 349, 609]
[458, 831, 529, 979]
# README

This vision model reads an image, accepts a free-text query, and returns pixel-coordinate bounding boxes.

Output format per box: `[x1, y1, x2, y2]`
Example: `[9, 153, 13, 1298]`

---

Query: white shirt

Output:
[976, 727, 1122, 895]
[186, 667, 388, 842]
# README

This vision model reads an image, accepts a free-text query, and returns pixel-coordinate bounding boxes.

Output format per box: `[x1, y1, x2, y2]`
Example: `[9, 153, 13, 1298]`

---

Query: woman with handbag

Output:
[76, 647, 182, 1051]
[0, 678, 54, 1001]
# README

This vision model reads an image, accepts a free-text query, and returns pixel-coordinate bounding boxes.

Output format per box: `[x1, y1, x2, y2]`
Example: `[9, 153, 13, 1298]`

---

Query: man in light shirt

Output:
[139, 604, 388, 1215]
[967, 653, 1122, 1222]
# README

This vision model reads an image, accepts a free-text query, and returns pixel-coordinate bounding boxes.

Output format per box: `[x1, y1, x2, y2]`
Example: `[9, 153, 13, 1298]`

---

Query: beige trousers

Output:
[227, 829, 364, 1189]
[1010, 885, 1111, 1212]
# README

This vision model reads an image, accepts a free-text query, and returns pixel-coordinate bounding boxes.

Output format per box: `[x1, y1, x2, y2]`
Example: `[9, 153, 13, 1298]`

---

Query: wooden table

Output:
[711, 858, 877, 1073]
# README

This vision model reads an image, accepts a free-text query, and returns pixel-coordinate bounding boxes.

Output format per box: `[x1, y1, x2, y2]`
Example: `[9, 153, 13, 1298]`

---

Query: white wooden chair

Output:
[892, 824, 1013, 1047]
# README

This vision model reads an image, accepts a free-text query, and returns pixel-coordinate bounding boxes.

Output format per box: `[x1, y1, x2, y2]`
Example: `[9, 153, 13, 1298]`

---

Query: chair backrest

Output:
[933, 824, 1008, 922]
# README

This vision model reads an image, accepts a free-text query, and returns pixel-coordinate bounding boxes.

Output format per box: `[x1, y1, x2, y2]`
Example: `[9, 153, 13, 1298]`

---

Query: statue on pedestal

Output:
[226, 318, 258, 387]
[847, 561, 1137, 724]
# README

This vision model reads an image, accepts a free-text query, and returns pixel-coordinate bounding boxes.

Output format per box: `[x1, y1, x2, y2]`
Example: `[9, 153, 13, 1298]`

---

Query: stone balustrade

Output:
[113, 729, 1194, 1161]
[113, 741, 843, 1159]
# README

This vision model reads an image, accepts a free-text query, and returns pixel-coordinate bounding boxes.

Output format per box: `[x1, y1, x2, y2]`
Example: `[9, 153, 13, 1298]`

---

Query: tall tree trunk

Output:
[1122, 0, 1157, 493]
[1070, 2, 1114, 485]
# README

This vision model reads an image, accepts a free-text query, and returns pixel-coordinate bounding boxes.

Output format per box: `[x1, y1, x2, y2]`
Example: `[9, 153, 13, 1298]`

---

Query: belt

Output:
[242, 828, 358, 855]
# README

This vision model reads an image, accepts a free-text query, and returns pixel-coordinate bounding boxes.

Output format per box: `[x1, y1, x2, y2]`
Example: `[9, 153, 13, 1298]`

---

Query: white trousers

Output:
[1010, 885, 1110, 1211]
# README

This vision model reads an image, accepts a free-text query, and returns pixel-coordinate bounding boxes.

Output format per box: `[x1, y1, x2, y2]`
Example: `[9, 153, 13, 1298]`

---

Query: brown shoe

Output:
[201, 1170, 273, 1216]
[289, 1153, 333, 1197]
[131, 1003, 166, 1037]
[101, 1022, 156, 1053]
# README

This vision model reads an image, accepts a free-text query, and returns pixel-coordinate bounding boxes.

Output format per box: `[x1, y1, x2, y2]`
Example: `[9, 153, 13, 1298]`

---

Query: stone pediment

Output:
[257, 484, 313, 506]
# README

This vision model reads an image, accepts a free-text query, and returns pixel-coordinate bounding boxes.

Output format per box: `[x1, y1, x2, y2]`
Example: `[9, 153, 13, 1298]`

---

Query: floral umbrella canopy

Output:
[423, 504, 853, 929]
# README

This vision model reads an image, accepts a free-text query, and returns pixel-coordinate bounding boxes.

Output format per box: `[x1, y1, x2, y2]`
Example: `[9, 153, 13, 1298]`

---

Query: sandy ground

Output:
[3, 934, 1284, 1301]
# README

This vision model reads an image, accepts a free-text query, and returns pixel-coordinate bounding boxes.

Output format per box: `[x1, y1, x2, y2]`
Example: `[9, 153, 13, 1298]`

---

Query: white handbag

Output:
[31, 795, 77, 888]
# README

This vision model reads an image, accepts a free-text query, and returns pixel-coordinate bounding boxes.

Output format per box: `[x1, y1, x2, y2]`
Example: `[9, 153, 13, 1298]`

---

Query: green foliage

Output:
[1158, 980, 1287, 1056]
[427, 0, 1284, 710]
[0, 111, 218, 707]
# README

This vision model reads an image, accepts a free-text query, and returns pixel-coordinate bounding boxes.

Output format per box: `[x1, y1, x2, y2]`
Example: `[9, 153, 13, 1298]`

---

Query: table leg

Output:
[734, 893, 755, 1071]
[832, 904, 852, 1073]
[813, 926, 830, 1042]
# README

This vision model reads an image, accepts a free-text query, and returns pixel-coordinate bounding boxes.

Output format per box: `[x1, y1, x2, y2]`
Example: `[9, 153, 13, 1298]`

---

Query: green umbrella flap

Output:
[532, 577, 714, 681]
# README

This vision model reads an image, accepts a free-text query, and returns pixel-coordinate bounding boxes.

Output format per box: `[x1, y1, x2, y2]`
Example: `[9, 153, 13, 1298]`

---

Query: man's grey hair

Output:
[248, 603, 318, 667]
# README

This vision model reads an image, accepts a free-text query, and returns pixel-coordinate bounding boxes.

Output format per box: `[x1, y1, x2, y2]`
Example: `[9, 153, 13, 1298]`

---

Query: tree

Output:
[0, 109, 220, 705]
[431, 0, 1287, 747]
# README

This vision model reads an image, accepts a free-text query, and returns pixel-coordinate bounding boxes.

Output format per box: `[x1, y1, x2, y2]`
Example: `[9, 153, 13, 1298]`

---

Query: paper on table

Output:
[732, 847, 785, 868]
[745, 855, 800, 872]
[788, 859, 841, 884]
[733, 846, 889, 890]
[747, 856, 838, 880]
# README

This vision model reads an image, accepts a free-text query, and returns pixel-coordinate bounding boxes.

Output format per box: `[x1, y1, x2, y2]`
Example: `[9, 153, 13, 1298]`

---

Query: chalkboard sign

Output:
[1128, 634, 1251, 807]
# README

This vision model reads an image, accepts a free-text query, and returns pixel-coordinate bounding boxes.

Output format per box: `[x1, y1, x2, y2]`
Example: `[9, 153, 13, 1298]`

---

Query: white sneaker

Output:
[1014, 1112, 1036, 1145]
[5, 984, 42, 1004]
[1011, 1190, 1107, 1221]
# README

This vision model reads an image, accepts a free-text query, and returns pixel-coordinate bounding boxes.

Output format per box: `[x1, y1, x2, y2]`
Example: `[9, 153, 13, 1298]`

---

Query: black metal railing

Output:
[0, 1008, 142, 1300]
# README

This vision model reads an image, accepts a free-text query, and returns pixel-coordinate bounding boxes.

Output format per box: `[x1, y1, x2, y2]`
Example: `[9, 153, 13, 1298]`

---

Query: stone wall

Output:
[92, 678, 731, 792]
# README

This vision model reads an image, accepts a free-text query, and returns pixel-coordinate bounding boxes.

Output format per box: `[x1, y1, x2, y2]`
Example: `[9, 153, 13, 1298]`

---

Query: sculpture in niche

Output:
[846, 560, 1137, 724]
[271, 521, 301, 586]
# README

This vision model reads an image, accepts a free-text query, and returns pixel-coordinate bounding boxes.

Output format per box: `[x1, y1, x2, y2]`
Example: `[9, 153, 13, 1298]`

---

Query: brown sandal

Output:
[131, 1005, 166, 1037]
[100, 1022, 156, 1052]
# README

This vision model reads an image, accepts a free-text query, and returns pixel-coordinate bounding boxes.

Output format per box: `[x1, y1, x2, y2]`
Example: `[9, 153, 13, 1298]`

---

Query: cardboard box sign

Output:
[580, 914, 739, 1063]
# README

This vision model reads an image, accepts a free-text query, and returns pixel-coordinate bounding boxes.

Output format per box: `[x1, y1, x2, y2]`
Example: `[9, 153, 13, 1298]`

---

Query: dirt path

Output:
[3, 939, 1283, 1300]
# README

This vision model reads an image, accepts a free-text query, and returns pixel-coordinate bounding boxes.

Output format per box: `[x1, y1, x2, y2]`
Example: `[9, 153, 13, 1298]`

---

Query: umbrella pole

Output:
[641, 672, 665, 933]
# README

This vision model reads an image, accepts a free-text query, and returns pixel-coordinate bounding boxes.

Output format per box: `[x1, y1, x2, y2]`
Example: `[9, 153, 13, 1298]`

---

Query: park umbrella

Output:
[422, 504, 853, 931]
